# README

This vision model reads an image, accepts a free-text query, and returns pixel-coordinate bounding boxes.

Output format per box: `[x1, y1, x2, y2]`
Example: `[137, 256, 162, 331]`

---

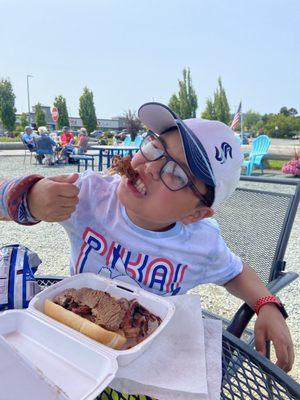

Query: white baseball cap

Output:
[138, 102, 243, 208]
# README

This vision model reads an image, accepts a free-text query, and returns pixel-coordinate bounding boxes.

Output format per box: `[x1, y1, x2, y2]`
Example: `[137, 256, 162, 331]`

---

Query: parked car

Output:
[90, 130, 104, 138]
[90, 129, 104, 140]
[292, 134, 300, 140]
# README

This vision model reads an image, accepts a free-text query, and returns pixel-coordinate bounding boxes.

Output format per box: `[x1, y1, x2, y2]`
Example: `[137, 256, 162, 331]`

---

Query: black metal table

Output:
[37, 276, 300, 400]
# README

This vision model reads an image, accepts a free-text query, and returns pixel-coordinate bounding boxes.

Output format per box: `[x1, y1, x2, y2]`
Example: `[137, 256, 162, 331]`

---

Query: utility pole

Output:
[27, 75, 33, 126]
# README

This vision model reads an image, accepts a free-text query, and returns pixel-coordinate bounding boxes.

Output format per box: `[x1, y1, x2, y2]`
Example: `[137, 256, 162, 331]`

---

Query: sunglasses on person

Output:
[139, 132, 210, 206]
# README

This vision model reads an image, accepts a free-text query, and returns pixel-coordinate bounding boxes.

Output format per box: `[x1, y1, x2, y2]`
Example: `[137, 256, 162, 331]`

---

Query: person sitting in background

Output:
[60, 138, 77, 163]
[35, 127, 57, 165]
[57, 127, 75, 163]
[59, 126, 74, 146]
[76, 128, 89, 154]
[21, 126, 36, 150]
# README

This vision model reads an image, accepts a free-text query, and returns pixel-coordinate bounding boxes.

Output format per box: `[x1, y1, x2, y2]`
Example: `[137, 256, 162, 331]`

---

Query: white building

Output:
[16, 106, 126, 132]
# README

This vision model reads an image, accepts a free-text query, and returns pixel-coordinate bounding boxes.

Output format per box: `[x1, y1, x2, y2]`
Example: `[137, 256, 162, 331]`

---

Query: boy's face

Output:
[117, 129, 213, 231]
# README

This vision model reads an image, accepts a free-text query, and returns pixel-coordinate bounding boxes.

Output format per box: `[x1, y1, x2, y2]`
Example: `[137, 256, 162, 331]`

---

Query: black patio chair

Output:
[204, 176, 299, 353]
[21, 136, 36, 164]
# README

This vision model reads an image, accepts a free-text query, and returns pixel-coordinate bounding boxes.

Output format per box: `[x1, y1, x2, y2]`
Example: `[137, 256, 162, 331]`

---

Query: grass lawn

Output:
[0, 137, 21, 142]
[268, 160, 286, 170]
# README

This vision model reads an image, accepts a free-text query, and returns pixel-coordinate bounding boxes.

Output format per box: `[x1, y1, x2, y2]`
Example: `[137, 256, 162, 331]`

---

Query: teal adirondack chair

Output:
[122, 135, 142, 156]
[123, 136, 131, 146]
[133, 135, 142, 148]
[112, 135, 131, 156]
[242, 135, 271, 176]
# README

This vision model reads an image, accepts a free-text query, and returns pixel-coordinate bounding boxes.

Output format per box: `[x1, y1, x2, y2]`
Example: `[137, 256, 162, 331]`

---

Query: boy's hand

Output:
[27, 174, 80, 222]
[254, 304, 294, 372]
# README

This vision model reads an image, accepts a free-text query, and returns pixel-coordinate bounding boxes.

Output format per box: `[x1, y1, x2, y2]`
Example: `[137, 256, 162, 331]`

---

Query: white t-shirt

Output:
[61, 171, 243, 296]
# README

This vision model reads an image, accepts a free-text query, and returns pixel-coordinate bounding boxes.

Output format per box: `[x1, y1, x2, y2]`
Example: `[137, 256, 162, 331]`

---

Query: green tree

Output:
[288, 107, 298, 116]
[213, 77, 230, 124]
[243, 110, 261, 131]
[34, 103, 46, 127]
[201, 98, 216, 120]
[279, 107, 298, 117]
[0, 78, 16, 136]
[168, 67, 198, 118]
[19, 112, 28, 130]
[79, 87, 97, 133]
[263, 113, 300, 138]
[53, 95, 69, 129]
[168, 94, 181, 116]
[279, 106, 289, 116]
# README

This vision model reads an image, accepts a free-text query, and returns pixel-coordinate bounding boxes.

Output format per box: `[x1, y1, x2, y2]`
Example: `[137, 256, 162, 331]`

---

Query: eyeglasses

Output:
[139, 132, 210, 206]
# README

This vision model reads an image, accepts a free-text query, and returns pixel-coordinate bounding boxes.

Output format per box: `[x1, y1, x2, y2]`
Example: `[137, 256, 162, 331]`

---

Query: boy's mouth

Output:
[132, 176, 147, 195]
[110, 155, 147, 196]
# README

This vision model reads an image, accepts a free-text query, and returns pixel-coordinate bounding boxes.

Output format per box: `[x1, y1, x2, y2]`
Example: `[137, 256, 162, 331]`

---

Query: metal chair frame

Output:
[21, 136, 36, 164]
[223, 177, 299, 339]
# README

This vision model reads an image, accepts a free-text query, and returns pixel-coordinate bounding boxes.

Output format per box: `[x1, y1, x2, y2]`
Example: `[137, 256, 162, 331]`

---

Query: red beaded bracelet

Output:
[254, 295, 281, 315]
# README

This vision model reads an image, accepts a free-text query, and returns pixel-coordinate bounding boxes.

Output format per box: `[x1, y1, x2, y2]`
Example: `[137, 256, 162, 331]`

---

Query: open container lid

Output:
[0, 310, 118, 400]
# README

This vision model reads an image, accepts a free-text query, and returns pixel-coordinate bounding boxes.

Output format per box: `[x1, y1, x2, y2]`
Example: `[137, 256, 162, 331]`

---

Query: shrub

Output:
[281, 158, 300, 176]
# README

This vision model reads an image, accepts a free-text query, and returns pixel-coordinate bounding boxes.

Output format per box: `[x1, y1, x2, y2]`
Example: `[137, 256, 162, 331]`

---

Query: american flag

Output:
[230, 102, 242, 130]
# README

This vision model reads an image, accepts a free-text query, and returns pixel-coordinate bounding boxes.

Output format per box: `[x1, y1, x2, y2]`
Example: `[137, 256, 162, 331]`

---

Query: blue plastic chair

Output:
[123, 136, 131, 146]
[242, 135, 270, 176]
[133, 135, 142, 147]
[112, 135, 132, 157]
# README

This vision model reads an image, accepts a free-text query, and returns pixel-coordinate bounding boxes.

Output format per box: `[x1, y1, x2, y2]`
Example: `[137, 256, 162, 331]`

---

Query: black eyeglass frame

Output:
[139, 132, 211, 207]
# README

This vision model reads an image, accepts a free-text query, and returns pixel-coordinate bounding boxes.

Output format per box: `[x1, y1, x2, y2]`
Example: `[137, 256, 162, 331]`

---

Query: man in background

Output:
[21, 126, 36, 150]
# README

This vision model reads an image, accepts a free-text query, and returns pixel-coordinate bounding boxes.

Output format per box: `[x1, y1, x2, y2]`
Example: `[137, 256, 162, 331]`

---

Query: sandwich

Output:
[44, 287, 161, 350]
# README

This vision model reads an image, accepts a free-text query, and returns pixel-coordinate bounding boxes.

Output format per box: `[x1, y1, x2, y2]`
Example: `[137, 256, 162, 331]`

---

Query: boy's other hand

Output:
[254, 304, 294, 372]
[27, 174, 80, 222]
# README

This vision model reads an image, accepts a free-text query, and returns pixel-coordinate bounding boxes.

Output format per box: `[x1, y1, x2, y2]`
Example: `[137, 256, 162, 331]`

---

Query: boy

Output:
[0, 102, 294, 373]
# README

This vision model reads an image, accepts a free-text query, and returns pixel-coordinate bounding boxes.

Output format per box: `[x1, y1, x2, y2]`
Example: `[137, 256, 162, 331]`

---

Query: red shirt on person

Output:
[60, 131, 74, 146]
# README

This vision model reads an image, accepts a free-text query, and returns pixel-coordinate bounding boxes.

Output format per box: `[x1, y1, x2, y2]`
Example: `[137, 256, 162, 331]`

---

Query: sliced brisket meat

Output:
[75, 287, 106, 309]
[51, 287, 162, 348]
[92, 293, 127, 331]
[53, 288, 77, 308]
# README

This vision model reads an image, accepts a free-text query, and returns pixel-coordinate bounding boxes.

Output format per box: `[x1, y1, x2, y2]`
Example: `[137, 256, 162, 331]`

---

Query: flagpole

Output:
[240, 101, 243, 139]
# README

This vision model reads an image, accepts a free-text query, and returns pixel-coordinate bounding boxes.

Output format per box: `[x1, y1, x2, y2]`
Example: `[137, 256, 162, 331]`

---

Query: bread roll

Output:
[44, 299, 127, 349]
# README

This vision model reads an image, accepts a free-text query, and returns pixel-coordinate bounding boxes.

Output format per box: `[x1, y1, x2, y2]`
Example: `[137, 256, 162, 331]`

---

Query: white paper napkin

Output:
[111, 294, 222, 400]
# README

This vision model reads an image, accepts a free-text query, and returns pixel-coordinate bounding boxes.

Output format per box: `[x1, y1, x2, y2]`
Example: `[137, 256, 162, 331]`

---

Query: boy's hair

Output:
[201, 185, 214, 208]
[138, 102, 243, 208]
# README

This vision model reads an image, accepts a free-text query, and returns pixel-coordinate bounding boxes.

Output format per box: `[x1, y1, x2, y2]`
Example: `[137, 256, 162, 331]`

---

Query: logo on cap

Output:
[215, 142, 233, 164]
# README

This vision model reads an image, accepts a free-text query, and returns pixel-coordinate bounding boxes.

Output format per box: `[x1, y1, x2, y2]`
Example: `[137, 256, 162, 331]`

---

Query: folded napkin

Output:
[111, 294, 222, 400]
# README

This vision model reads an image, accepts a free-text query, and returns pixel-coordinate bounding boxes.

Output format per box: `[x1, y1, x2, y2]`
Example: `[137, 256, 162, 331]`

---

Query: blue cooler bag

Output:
[0, 244, 42, 310]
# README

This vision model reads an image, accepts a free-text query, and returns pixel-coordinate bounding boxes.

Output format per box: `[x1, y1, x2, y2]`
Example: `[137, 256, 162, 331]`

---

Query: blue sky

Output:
[0, 0, 299, 118]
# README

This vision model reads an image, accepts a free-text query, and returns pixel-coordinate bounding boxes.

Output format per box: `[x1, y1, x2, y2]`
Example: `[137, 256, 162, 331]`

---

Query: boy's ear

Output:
[180, 206, 214, 225]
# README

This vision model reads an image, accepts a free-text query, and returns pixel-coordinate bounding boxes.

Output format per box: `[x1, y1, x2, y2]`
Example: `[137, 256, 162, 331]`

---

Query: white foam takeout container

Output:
[0, 273, 175, 400]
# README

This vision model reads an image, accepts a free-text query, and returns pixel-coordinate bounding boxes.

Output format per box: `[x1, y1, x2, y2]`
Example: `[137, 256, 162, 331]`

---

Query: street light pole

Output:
[26, 75, 33, 126]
